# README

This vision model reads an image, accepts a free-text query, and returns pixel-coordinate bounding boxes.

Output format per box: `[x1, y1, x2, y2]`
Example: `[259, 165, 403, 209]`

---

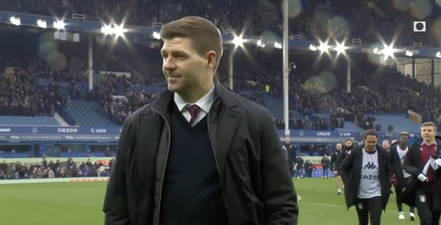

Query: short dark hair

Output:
[400, 131, 409, 137]
[363, 129, 378, 139]
[160, 16, 223, 72]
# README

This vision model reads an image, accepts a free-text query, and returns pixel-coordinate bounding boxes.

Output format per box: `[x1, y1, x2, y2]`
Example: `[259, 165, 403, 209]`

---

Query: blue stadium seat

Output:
[0, 116, 60, 125]
[366, 114, 421, 132]
[65, 100, 115, 126]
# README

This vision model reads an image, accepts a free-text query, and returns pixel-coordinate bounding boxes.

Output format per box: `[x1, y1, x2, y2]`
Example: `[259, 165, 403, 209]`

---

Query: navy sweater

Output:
[159, 103, 229, 225]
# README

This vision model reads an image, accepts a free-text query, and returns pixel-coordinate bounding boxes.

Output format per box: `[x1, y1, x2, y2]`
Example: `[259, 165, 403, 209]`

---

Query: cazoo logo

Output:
[57, 128, 78, 133]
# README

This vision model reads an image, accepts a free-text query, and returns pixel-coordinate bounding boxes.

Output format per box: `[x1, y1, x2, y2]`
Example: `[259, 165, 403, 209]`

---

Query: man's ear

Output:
[206, 50, 216, 71]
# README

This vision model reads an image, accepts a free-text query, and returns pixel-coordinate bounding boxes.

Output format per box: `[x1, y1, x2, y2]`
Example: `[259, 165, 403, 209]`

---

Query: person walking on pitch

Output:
[331, 143, 343, 195]
[403, 122, 441, 225]
[339, 129, 390, 225]
[321, 154, 330, 179]
[389, 132, 415, 220]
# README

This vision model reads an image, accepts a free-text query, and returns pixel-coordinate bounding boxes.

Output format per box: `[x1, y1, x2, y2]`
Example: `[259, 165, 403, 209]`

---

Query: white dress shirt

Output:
[174, 85, 215, 126]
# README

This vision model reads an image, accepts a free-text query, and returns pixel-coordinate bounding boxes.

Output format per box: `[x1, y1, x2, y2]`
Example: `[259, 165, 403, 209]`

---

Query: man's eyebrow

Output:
[161, 49, 188, 55]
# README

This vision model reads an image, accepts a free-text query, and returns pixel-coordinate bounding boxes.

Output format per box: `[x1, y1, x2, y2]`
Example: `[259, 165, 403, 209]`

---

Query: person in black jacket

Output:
[337, 139, 354, 190]
[296, 155, 305, 178]
[304, 160, 314, 177]
[339, 129, 390, 225]
[283, 137, 296, 176]
[102, 16, 298, 225]
[337, 139, 355, 169]
[388, 132, 415, 221]
[330, 143, 343, 195]
[321, 154, 330, 179]
[403, 122, 441, 225]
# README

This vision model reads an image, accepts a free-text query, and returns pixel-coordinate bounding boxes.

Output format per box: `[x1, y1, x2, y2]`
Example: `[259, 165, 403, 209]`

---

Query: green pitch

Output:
[0, 178, 419, 224]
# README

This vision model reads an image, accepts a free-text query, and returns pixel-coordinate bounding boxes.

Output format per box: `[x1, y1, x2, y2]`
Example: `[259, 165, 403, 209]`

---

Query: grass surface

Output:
[0, 178, 419, 224]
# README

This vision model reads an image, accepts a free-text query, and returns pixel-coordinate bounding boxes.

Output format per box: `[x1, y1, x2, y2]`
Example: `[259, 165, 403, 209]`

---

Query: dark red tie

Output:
[187, 104, 199, 124]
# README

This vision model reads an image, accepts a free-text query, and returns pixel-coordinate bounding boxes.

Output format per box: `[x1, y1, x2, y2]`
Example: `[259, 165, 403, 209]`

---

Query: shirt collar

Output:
[421, 141, 438, 146]
[174, 85, 215, 113]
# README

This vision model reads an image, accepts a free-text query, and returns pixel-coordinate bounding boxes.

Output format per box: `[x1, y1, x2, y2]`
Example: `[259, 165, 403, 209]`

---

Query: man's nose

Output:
[163, 58, 176, 70]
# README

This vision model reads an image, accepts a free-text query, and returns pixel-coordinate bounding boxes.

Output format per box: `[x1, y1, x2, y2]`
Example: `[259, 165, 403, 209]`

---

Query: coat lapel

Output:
[135, 113, 163, 184]
[209, 85, 243, 176]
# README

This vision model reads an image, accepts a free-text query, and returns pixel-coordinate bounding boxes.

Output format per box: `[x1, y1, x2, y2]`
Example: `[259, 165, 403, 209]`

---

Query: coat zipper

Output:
[152, 108, 172, 225]
[207, 111, 232, 225]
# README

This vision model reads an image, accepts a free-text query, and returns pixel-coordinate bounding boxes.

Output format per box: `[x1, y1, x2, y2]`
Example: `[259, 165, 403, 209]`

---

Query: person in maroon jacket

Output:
[404, 122, 441, 225]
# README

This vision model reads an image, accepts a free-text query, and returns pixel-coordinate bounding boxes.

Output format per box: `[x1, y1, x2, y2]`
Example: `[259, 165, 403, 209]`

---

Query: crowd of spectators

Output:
[0, 158, 113, 180]
[0, 0, 440, 131]
[0, 0, 440, 46]
[0, 62, 55, 117]
[2, 44, 441, 131]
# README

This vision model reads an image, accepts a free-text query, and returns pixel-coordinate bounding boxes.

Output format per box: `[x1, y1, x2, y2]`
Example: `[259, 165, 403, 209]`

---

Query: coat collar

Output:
[144, 82, 242, 175]
[146, 82, 225, 115]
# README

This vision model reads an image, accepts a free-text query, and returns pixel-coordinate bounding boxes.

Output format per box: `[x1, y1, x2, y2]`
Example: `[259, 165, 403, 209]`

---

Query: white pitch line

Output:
[303, 202, 342, 207]
[299, 200, 415, 216]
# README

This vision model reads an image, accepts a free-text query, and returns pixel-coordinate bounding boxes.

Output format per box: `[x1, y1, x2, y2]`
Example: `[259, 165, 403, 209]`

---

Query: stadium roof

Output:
[0, 10, 440, 59]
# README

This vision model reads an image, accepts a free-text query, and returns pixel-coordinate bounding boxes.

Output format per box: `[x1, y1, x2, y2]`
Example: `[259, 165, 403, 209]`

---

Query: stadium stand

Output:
[0, 0, 441, 180]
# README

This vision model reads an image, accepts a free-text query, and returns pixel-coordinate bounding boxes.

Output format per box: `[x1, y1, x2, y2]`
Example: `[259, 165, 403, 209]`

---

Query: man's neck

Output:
[178, 83, 213, 103]
[399, 144, 406, 148]
[364, 147, 376, 152]
[424, 139, 436, 145]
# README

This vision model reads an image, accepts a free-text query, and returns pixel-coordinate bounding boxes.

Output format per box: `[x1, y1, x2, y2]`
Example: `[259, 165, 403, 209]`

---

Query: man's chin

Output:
[167, 85, 180, 93]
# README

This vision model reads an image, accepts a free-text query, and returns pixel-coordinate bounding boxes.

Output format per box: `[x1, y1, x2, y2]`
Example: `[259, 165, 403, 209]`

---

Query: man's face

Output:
[345, 140, 352, 148]
[399, 135, 408, 145]
[421, 125, 436, 141]
[382, 141, 390, 149]
[285, 137, 290, 144]
[161, 37, 213, 93]
[364, 135, 378, 151]
[336, 143, 342, 150]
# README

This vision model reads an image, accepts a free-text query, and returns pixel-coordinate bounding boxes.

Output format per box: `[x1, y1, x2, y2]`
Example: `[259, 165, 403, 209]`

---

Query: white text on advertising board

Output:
[58, 128, 78, 133]
[91, 128, 107, 133]
[316, 132, 331, 136]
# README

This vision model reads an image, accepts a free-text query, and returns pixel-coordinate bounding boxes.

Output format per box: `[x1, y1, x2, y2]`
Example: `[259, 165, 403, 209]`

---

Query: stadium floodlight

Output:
[274, 42, 282, 49]
[9, 16, 20, 26]
[382, 45, 395, 57]
[53, 21, 65, 30]
[334, 43, 346, 53]
[436, 52, 441, 58]
[405, 50, 414, 57]
[318, 43, 329, 52]
[153, 31, 161, 39]
[101, 25, 113, 35]
[309, 44, 317, 51]
[37, 20, 47, 28]
[113, 25, 126, 36]
[232, 36, 244, 46]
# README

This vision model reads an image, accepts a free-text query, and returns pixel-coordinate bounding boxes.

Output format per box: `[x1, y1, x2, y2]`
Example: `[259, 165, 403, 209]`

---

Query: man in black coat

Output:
[283, 137, 296, 176]
[339, 129, 391, 225]
[388, 132, 415, 221]
[296, 155, 305, 178]
[304, 160, 314, 177]
[330, 143, 343, 195]
[321, 154, 330, 179]
[102, 16, 298, 225]
[337, 139, 355, 168]
[403, 122, 441, 225]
